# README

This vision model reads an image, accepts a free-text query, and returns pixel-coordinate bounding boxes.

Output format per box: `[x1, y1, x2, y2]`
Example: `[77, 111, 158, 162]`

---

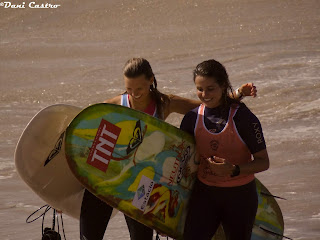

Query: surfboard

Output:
[251, 179, 285, 240]
[15, 104, 85, 219]
[65, 103, 285, 240]
[65, 103, 198, 239]
[15, 104, 120, 221]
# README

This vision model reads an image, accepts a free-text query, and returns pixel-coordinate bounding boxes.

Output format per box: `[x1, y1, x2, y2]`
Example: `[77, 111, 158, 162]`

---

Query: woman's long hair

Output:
[193, 59, 240, 107]
[123, 58, 168, 119]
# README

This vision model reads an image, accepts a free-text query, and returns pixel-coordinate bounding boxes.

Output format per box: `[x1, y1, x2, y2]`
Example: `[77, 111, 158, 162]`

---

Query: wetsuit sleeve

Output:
[180, 109, 198, 136]
[233, 105, 266, 154]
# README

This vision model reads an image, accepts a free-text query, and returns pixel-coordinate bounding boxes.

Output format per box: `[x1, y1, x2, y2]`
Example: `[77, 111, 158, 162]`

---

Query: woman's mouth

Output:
[203, 98, 213, 102]
[133, 95, 142, 99]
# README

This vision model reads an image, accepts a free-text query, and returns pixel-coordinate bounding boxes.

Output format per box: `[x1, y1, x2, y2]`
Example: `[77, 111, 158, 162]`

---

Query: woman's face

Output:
[124, 74, 153, 103]
[194, 76, 224, 108]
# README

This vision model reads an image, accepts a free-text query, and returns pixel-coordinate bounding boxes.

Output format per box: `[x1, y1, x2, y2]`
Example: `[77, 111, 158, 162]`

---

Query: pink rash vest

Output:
[195, 104, 255, 187]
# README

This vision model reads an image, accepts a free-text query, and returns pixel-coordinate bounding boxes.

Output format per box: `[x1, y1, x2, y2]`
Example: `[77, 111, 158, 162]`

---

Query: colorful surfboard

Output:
[65, 103, 284, 239]
[65, 103, 198, 239]
[252, 179, 285, 240]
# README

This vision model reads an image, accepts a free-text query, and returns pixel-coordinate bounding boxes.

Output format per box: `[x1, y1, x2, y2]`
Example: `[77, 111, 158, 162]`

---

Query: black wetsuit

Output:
[80, 190, 153, 240]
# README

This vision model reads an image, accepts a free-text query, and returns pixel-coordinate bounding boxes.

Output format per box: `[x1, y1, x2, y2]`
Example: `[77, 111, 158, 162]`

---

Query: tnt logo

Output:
[137, 185, 145, 200]
[86, 119, 121, 172]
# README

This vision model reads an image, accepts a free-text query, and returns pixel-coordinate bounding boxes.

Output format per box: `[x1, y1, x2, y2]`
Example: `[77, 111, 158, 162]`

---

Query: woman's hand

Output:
[240, 83, 257, 97]
[205, 156, 235, 177]
[157, 232, 168, 238]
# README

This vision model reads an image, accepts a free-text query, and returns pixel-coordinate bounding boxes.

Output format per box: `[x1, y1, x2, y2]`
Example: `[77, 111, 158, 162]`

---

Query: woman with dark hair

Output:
[80, 58, 257, 240]
[181, 59, 269, 240]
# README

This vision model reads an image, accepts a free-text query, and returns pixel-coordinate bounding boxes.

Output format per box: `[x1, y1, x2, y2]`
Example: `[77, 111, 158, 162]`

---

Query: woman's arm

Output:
[165, 83, 257, 119]
[164, 94, 201, 119]
[236, 149, 270, 175]
[205, 149, 269, 177]
[103, 95, 121, 104]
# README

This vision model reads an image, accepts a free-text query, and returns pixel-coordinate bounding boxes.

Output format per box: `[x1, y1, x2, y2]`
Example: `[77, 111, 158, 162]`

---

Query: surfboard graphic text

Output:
[132, 175, 155, 212]
[168, 143, 191, 186]
[87, 119, 121, 172]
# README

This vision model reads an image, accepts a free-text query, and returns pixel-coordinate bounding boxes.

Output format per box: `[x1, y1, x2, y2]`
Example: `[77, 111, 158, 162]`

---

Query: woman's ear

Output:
[150, 76, 154, 85]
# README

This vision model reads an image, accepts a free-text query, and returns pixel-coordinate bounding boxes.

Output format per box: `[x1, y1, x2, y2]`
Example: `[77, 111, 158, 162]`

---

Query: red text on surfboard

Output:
[87, 119, 121, 172]
[168, 143, 191, 186]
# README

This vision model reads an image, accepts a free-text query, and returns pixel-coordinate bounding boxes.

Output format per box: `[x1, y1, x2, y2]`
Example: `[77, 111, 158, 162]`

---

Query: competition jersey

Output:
[194, 104, 255, 187]
[121, 94, 159, 118]
[180, 103, 266, 155]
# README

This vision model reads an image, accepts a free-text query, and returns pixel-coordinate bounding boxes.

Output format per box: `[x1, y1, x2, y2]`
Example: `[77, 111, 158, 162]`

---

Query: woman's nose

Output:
[202, 90, 208, 98]
[132, 90, 138, 97]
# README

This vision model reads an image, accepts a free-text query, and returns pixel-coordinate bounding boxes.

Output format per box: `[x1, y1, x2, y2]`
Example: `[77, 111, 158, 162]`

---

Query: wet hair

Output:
[193, 59, 239, 107]
[123, 58, 168, 119]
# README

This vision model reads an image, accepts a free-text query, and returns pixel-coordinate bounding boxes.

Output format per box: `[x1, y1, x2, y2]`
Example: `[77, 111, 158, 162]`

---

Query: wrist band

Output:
[235, 88, 244, 100]
[231, 165, 240, 177]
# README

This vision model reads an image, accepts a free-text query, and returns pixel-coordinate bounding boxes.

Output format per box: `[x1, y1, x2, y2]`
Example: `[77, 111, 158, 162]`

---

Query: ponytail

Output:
[150, 76, 169, 120]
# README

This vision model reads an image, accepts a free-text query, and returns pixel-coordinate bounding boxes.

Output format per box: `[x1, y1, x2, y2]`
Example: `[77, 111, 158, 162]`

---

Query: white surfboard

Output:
[15, 104, 85, 219]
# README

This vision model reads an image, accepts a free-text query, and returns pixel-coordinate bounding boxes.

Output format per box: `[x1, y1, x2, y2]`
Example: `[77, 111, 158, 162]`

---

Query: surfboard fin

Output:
[261, 191, 287, 200]
[255, 224, 293, 240]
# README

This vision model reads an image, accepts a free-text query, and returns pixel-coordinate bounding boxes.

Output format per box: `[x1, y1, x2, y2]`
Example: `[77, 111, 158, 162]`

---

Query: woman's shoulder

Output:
[185, 105, 200, 117]
[103, 95, 122, 104]
[180, 106, 199, 135]
[182, 106, 200, 128]
[233, 103, 260, 124]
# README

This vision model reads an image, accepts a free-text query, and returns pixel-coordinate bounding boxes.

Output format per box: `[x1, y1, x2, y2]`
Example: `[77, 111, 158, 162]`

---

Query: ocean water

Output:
[1, 0, 319, 239]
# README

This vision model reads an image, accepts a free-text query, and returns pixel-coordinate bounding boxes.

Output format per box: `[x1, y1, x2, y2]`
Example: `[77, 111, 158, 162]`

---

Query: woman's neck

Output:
[129, 93, 153, 112]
